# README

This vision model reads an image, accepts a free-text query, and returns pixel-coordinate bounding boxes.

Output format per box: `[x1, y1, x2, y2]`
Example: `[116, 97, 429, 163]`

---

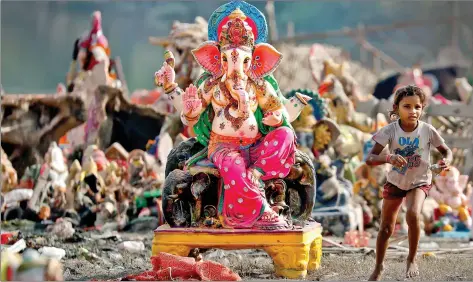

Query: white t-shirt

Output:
[372, 120, 445, 190]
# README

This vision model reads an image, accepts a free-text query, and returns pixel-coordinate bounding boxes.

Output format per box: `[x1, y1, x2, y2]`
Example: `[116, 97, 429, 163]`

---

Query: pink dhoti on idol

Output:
[209, 128, 296, 229]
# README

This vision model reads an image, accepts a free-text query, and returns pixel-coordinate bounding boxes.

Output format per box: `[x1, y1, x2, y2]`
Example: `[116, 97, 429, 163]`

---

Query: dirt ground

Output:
[64, 235, 473, 281]
[3, 223, 473, 281]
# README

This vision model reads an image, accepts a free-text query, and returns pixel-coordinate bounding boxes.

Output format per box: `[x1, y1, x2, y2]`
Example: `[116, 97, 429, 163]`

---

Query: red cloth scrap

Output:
[122, 252, 241, 281]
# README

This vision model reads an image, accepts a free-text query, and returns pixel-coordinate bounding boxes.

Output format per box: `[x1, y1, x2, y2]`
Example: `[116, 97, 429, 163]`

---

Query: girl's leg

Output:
[369, 197, 404, 281]
[404, 188, 426, 278]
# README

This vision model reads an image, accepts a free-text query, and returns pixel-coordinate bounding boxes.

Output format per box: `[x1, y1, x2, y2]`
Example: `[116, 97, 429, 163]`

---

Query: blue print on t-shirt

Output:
[393, 137, 421, 175]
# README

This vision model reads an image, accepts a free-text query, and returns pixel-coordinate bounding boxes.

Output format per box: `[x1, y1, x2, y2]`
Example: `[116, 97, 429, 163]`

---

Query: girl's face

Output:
[397, 95, 423, 124]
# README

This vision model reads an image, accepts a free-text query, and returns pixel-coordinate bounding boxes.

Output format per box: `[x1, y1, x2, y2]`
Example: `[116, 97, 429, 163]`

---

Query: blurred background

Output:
[1, 0, 472, 93]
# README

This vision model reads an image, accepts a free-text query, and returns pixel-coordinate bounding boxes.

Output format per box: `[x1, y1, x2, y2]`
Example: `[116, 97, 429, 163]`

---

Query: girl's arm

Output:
[366, 142, 407, 167]
[366, 143, 388, 166]
[436, 144, 453, 169]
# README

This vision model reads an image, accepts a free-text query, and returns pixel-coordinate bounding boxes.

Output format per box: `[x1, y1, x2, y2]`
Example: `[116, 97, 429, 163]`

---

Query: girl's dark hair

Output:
[389, 84, 426, 120]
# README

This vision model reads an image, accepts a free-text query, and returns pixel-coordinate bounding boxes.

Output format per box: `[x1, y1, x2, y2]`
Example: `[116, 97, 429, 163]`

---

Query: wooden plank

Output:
[271, 16, 467, 45]
[464, 150, 473, 177]
[114, 56, 129, 95]
[358, 39, 403, 69]
[427, 104, 473, 118]
[442, 136, 473, 149]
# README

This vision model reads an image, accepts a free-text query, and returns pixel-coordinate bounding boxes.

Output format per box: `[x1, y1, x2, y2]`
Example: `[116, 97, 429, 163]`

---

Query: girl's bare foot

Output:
[368, 264, 384, 281]
[406, 260, 419, 278]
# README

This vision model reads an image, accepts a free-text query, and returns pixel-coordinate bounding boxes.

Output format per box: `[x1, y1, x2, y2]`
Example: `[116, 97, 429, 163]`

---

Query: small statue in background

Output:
[430, 167, 471, 232]
[82, 145, 109, 181]
[312, 119, 340, 158]
[17, 164, 42, 190]
[65, 160, 83, 210]
[319, 74, 387, 134]
[46, 142, 68, 209]
[314, 155, 352, 209]
[67, 11, 120, 92]
[394, 66, 433, 102]
[80, 157, 105, 205]
[455, 77, 472, 103]
[105, 161, 121, 187]
[127, 150, 149, 186]
[1, 249, 63, 281]
[1, 147, 18, 193]
[38, 205, 52, 223]
[292, 102, 317, 153]
[322, 59, 363, 103]
[353, 164, 384, 226]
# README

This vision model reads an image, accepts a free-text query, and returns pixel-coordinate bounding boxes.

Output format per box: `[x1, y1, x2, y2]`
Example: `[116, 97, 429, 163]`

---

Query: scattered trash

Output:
[388, 235, 408, 245]
[118, 241, 145, 253]
[38, 246, 66, 260]
[79, 247, 100, 261]
[64, 232, 86, 243]
[419, 241, 440, 250]
[205, 249, 226, 260]
[344, 230, 371, 247]
[2, 189, 34, 207]
[108, 252, 123, 261]
[7, 238, 26, 253]
[422, 252, 437, 259]
[323, 272, 339, 278]
[1, 232, 16, 244]
[459, 241, 473, 247]
[48, 220, 75, 239]
[90, 231, 120, 240]
[323, 237, 348, 249]
[126, 216, 160, 232]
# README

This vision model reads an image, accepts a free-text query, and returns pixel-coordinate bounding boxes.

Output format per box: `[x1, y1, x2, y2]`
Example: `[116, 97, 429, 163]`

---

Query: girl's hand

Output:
[388, 154, 407, 168]
[437, 158, 450, 170]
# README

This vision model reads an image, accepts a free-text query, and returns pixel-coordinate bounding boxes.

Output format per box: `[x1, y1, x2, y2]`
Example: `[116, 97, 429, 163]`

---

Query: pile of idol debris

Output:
[1, 140, 168, 232]
[273, 43, 379, 96]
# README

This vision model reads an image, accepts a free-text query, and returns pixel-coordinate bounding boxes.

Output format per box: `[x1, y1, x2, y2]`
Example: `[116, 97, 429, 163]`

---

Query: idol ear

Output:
[248, 43, 282, 80]
[191, 41, 223, 78]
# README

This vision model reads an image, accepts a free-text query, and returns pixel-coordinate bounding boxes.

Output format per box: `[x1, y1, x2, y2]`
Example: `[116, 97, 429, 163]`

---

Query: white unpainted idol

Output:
[157, 132, 173, 172]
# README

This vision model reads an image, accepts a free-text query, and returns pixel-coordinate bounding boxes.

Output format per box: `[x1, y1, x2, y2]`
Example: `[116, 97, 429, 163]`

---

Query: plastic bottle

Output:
[429, 164, 443, 175]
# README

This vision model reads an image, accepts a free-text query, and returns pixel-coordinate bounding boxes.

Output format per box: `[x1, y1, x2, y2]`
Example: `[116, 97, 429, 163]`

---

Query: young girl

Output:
[366, 85, 453, 280]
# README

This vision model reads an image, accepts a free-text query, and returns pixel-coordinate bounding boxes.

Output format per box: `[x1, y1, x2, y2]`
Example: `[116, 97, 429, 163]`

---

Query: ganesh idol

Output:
[66, 11, 120, 92]
[155, 3, 311, 229]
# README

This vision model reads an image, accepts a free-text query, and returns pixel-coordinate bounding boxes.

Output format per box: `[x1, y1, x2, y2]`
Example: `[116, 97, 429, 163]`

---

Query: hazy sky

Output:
[1, 1, 471, 93]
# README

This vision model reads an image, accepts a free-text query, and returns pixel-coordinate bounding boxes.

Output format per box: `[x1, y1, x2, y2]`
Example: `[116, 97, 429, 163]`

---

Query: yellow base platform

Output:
[152, 222, 323, 279]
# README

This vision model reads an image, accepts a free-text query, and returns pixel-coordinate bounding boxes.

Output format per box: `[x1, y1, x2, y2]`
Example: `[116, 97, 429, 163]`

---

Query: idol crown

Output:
[219, 7, 255, 50]
[228, 7, 247, 20]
